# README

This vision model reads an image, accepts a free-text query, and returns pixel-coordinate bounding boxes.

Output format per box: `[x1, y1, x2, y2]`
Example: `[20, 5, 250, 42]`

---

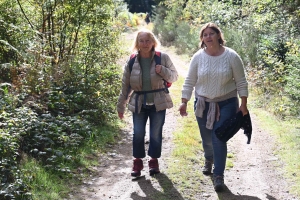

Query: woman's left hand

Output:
[155, 65, 162, 74]
[239, 104, 248, 116]
[239, 97, 248, 116]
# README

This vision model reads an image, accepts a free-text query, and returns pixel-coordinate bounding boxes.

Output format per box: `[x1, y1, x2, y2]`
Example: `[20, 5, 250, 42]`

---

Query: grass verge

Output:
[167, 76, 204, 198]
[248, 94, 300, 196]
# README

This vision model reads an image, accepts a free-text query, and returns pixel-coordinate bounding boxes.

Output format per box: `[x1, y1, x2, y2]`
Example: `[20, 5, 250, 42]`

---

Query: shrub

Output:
[174, 22, 199, 55]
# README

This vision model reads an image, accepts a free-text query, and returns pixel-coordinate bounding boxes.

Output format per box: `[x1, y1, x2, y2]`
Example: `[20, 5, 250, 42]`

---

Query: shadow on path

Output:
[217, 182, 277, 200]
[131, 173, 184, 200]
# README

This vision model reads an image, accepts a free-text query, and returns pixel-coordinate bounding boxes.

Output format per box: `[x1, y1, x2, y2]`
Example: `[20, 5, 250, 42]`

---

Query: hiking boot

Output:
[213, 175, 224, 192]
[148, 158, 160, 176]
[131, 158, 143, 177]
[202, 160, 213, 175]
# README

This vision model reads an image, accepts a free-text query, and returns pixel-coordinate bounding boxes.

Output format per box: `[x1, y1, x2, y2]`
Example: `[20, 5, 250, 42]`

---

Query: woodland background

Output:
[0, 0, 299, 199]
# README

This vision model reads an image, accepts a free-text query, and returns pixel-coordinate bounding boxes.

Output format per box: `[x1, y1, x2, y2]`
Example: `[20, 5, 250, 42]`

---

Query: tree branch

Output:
[16, 0, 34, 29]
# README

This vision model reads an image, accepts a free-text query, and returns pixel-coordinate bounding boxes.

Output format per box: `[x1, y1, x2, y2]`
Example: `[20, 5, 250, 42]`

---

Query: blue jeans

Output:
[195, 97, 238, 176]
[132, 105, 166, 158]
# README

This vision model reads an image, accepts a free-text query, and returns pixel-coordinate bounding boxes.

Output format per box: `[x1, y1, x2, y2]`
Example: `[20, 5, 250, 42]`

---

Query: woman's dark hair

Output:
[199, 22, 226, 48]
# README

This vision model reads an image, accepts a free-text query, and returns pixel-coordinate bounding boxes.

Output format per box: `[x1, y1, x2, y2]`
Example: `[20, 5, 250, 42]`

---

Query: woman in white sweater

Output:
[179, 22, 248, 192]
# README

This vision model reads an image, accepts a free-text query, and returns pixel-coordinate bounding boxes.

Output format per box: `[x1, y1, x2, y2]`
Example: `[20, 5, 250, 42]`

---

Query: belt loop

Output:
[143, 93, 147, 106]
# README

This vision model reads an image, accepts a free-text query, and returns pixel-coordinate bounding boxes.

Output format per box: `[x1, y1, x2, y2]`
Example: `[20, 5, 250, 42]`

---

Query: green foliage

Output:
[0, 79, 119, 199]
[0, 1, 22, 65]
[174, 22, 199, 55]
[117, 11, 141, 27]
[152, 1, 187, 45]
[0, 88, 33, 199]
[0, 0, 129, 198]
[0, 0, 124, 124]
[284, 39, 300, 115]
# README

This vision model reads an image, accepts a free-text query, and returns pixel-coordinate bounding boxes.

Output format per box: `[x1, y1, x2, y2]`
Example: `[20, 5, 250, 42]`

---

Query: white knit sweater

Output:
[182, 47, 248, 100]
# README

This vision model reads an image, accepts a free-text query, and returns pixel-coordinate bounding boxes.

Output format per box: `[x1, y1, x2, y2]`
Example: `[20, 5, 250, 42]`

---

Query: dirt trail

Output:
[66, 29, 299, 200]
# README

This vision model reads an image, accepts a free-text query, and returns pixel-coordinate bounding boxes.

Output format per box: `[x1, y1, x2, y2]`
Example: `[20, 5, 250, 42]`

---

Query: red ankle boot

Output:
[148, 158, 160, 176]
[131, 158, 143, 177]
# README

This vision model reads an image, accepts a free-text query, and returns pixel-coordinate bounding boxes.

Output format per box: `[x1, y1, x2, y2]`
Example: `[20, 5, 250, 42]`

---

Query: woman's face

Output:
[137, 32, 154, 54]
[201, 27, 220, 47]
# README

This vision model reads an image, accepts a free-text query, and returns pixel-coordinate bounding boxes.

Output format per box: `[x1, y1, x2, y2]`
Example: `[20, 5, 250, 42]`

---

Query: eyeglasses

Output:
[203, 32, 216, 38]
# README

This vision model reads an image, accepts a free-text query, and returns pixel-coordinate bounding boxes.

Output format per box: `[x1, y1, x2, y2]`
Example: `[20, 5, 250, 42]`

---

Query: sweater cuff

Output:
[238, 90, 248, 98]
[181, 92, 192, 101]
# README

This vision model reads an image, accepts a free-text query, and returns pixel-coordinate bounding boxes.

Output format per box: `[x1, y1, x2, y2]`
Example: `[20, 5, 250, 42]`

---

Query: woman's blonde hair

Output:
[199, 22, 226, 48]
[131, 28, 161, 52]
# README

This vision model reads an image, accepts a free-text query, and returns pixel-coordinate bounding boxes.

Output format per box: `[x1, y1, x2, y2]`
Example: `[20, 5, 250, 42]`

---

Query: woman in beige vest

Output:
[117, 29, 178, 177]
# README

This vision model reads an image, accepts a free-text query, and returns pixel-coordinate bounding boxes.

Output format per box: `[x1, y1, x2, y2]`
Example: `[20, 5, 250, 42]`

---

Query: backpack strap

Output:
[128, 54, 137, 73]
[154, 51, 161, 65]
[154, 51, 170, 94]
[134, 88, 166, 113]
[126, 54, 137, 99]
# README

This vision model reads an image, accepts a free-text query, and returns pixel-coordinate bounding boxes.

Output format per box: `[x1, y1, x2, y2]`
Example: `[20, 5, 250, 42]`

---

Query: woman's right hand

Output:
[178, 103, 188, 117]
[118, 112, 124, 119]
